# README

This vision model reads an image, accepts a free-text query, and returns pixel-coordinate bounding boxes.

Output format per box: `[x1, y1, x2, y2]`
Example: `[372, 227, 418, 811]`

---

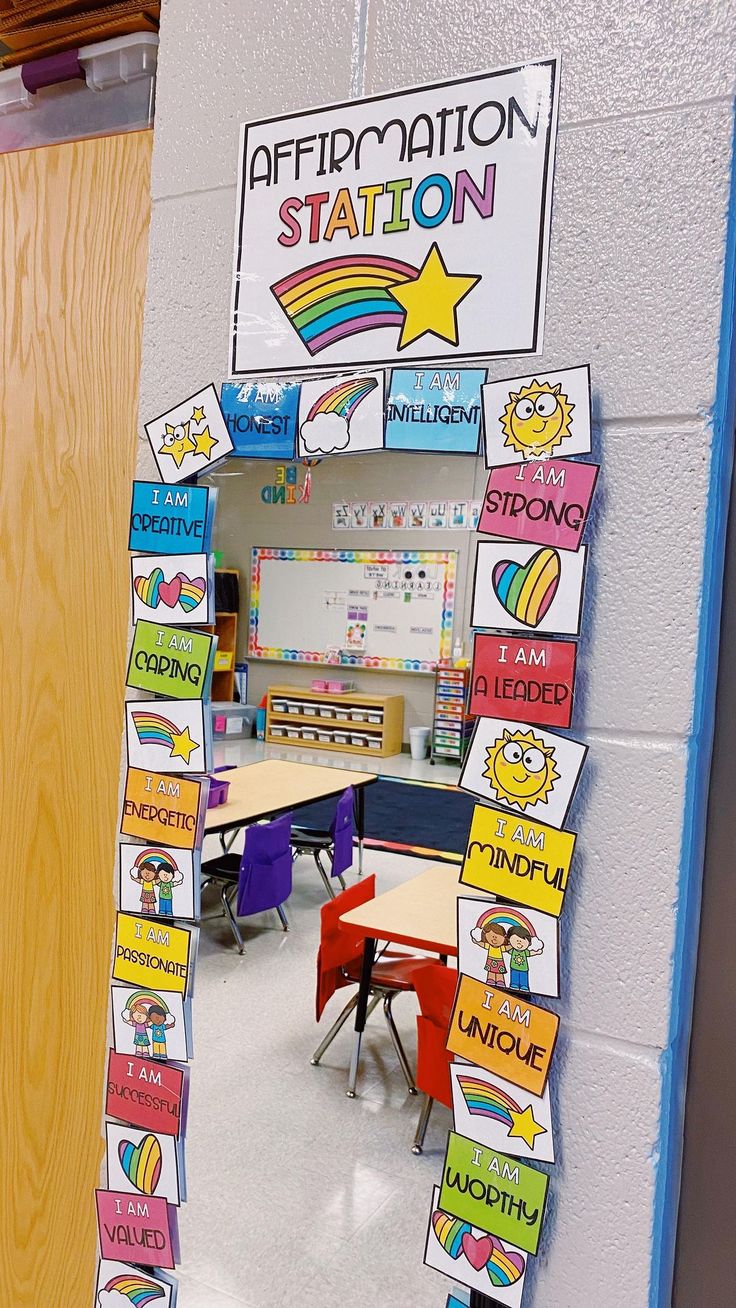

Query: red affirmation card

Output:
[470, 632, 577, 729]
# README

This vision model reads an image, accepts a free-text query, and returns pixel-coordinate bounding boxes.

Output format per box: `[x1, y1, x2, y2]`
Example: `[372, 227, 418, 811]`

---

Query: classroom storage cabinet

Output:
[266, 684, 404, 757]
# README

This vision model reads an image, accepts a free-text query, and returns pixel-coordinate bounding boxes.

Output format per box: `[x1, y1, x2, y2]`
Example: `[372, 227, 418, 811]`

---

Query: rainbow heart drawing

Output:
[462, 1231, 493, 1271]
[492, 547, 561, 627]
[102, 1272, 166, 1305]
[118, 1132, 162, 1195]
[432, 1208, 526, 1287]
[432, 1208, 470, 1258]
[486, 1235, 526, 1288]
[270, 254, 418, 354]
[134, 567, 206, 613]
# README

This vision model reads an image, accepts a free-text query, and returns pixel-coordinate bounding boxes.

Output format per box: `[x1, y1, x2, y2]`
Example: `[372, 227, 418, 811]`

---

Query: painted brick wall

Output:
[137, 2, 736, 1303]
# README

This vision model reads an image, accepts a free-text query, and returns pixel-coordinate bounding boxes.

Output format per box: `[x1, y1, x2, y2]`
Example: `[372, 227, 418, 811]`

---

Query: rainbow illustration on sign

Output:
[134, 848, 179, 876]
[306, 375, 378, 422]
[457, 1075, 521, 1128]
[126, 988, 169, 1016]
[118, 1132, 162, 1195]
[492, 547, 561, 627]
[475, 905, 535, 937]
[102, 1273, 166, 1305]
[432, 1209, 526, 1287]
[270, 254, 418, 354]
[134, 566, 206, 613]
[131, 710, 198, 764]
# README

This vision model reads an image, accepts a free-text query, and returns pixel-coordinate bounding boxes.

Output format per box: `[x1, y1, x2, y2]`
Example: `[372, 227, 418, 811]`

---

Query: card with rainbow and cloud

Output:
[457, 894, 560, 999]
[110, 983, 192, 1063]
[460, 716, 588, 829]
[118, 842, 200, 921]
[472, 539, 587, 638]
[125, 699, 212, 776]
[145, 384, 234, 484]
[449, 1062, 555, 1165]
[424, 1185, 528, 1307]
[94, 1258, 178, 1308]
[105, 1122, 185, 1208]
[296, 371, 385, 456]
[131, 553, 214, 627]
[482, 364, 592, 467]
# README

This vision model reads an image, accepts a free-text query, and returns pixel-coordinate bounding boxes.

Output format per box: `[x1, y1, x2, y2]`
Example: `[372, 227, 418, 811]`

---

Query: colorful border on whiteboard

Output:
[247, 546, 456, 672]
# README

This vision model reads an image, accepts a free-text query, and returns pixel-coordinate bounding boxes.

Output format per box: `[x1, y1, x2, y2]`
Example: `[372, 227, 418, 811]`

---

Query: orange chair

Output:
[411, 961, 459, 1153]
[312, 875, 430, 1096]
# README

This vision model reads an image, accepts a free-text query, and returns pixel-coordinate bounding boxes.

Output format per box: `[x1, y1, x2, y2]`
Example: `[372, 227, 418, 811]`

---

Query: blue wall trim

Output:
[650, 102, 736, 1308]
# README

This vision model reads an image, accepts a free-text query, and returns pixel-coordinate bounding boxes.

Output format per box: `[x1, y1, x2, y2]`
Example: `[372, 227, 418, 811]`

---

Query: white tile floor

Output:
[177, 741, 461, 1307]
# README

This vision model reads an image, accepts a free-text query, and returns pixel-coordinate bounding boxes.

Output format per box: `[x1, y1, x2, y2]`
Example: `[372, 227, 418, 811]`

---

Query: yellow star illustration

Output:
[159, 421, 195, 468]
[508, 1105, 547, 1150]
[169, 726, 198, 764]
[192, 406, 206, 423]
[387, 242, 480, 350]
[192, 422, 217, 460]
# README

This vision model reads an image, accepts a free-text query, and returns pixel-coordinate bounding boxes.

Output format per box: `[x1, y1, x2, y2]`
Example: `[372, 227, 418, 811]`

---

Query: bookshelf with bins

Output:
[431, 664, 474, 764]
[204, 568, 239, 701]
[266, 684, 404, 757]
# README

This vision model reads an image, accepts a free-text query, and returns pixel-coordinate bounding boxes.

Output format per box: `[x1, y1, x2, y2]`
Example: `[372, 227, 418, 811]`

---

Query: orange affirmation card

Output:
[446, 972, 559, 1096]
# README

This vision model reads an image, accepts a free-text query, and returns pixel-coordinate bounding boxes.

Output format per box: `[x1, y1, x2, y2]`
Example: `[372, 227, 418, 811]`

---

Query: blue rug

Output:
[290, 775, 475, 862]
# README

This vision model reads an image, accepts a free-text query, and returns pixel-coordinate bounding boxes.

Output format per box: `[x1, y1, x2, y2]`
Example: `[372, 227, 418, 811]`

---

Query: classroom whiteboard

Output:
[248, 547, 457, 672]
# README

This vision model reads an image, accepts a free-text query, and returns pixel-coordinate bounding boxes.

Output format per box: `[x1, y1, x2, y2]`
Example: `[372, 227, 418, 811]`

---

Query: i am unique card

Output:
[446, 974, 559, 1098]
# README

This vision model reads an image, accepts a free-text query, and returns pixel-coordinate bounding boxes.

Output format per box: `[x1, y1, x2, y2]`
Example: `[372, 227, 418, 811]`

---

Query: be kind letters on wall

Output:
[230, 60, 560, 376]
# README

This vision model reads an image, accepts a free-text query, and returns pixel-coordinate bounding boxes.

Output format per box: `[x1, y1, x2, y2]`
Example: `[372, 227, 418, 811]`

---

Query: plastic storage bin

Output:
[0, 33, 158, 155]
[207, 777, 230, 809]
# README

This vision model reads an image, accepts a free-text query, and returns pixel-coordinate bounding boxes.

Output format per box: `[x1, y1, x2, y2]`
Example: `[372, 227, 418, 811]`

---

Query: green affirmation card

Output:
[439, 1131, 549, 1255]
[126, 620, 217, 700]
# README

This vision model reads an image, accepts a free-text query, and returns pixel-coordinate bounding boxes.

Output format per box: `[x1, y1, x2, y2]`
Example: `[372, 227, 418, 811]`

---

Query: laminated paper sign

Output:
[131, 553, 214, 627]
[470, 632, 577, 729]
[95, 1189, 179, 1269]
[126, 621, 216, 701]
[472, 540, 587, 638]
[460, 716, 587, 830]
[449, 1062, 555, 1164]
[447, 973, 559, 1096]
[425, 1185, 528, 1307]
[144, 384, 234, 484]
[118, 842, 200, 921]
[479, 458, 599, 551]
[457, 895, 560, 1000]
[110, 983, 192, 1064]
[94, 1259, 177, 1307]
[105, 1048, 188, 1138]
[220, 379, 300, 459]
[385, 367, 485, 453]
[129, 481, 217, 555]
[297, 371, 385, 456]
[230, 60, 560, 376]
[439, 1132, 549, 1256]
[105, 1122, 184, 1207]
[112, 913, 195, 996]
[459, 803, 575, 918]
[125, 699, 212, 776]
[482, 364, 591, 466]
[120, 768, 208, 851]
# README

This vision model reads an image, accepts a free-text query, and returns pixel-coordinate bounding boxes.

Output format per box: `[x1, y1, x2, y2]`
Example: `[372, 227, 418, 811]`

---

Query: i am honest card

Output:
[119, 842, 199, 921]
[95, 1259, 177, 1308]
[439, 1132, 549, 1256]
[459, 717, 587, 830]
[125, 699, 212, 776]
[457, 895, 559, 999]
[449, 1062, 555, 1164]
[106, 1048, 188, 1138]
[447, 974, 559, 1096]
[113, 913, 196, 996]
[110, 982, 192, 1063]
[482, 364, 591, 466]
[95, 1189, 179, 1269]
[105, 1122, 184, 1207]
[131, 553, 214, 626]
[472, 540, 587, 638]
[144, 383, 234, 483]
[470, 631, 577, 730]
[129, 480, 217, 554]
[126, 622, 216, 700]
[424, 1184, 528, 1307]
[459, 803, 575, 918]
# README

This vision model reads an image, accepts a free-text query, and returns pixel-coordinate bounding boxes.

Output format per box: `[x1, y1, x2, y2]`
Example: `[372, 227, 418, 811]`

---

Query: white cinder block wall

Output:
[138, 2, 736, 1304]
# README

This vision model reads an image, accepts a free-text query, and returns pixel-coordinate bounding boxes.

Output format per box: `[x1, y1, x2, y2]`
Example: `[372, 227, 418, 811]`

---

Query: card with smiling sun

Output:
[459, 716, 587, 829]
[145, 384, 234, 484]
[482, 364, 592, 467]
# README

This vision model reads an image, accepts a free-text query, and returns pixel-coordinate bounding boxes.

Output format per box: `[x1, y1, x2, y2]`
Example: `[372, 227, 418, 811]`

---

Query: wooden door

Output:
[0, 130, 152, 1304]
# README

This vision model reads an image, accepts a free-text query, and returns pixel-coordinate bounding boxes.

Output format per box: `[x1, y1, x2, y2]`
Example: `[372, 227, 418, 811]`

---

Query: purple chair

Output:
[201, 814, 292, 953]
[291, 787, 354, 899]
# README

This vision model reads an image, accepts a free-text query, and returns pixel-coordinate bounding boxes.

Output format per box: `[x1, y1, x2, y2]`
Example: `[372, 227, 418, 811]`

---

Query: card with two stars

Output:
[145, 384, 234, 484]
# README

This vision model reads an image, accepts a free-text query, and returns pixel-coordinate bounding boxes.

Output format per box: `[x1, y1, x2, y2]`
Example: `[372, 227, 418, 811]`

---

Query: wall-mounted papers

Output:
[118, 843, 200, 921]
[449, 1062, 554, 1164]
[129, 482, 217, 556]
[385, 368, 485, 453]
[447, 974, 559, 1095]
[479, 458, 598, 551]
[220, 379, 299, 459]
[230, 60, 560, 376]
[94, 1259, 177, 1308]
[470, 632, 577, 730]
[439, 1132, 549, 1256]
[459, 803, 575, 918]
[125, 699, 212, 776]
[105, 1123, 185, 1207]
[472, 541, 587, 638]
[297, 372, 385, 456]
[112, 913, 197, 997]
[460, 717, 587, 829]
[425, 1185, 528, 1306]
[126, 622, 217, 700]
[120, 769, 209, 851]
[457, 895, 560, 999]
[131, 554, 214, 627]
[482, 365, 591, 466]
[110, 983, 193, 1063]
[95, 1189, 179, 1269]
[145, 384, 233, 484]
[105, 1048, 189, 1138]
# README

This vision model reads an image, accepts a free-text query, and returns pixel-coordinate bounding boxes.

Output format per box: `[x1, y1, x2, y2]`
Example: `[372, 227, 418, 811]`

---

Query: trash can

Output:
[409, 726, 431, 760]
